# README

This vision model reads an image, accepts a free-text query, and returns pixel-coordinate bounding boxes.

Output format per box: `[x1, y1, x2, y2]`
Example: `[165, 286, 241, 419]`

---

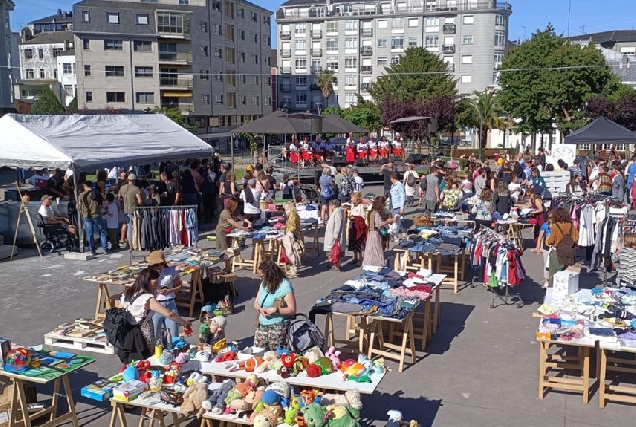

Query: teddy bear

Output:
[304, 347, 324, 364]
[319, 390, 362, 411]
[201, 379, 236, 414]
[255, 351, 281, 373]
[253, 413, 272, 427]
[259, 390, 285, 423]
[179, 382, 208, 417]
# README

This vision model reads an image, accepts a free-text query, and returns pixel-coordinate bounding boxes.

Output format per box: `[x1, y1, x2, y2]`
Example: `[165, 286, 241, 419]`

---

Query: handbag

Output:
[378, 227, 389, 237]
[329, 240, 342, 265]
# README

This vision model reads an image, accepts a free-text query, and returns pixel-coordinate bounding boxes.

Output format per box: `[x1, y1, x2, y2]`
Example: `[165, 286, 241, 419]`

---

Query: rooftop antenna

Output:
[580, 25, 586, 35]
[567, 0, 572, 36]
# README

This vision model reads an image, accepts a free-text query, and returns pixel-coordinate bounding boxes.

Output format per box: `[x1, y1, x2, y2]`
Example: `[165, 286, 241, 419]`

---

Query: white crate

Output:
[552, 269, 579, 300]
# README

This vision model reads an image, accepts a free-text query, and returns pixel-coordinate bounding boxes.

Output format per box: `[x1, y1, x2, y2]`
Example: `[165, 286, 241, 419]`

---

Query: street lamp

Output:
[315, 102, 322, 115]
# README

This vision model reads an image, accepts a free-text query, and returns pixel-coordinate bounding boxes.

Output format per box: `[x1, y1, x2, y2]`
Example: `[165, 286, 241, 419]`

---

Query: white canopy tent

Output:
[0, 114, 212, 170]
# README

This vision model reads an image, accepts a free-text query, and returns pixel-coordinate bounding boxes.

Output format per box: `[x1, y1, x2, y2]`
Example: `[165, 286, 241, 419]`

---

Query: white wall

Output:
[56, 53, 76, 106]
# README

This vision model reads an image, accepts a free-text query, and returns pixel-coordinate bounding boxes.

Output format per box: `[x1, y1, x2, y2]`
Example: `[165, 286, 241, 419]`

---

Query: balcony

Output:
[311, 48, 322, 57]
[281, 84, 291, 92]
[310, 83, 320, 90]
[160, 77, 194, 89]
[158, 52, 193, 63]
[311, 30, 322, 38]
[442, 44, 456, 54]
[361, 28, 373, 37]
[280, 31, 291, 40]
[361, 46, 373, 56]
[280, 49, 291, 58]
[311, 65, 323, 73]
[360, 66, 372, 74]
[282, 66, 291, 74]
[161, 102, 194, 112]
[443, 23, 456, 34]
[361, 82, 371, 91]
[295, 84, 308, 90]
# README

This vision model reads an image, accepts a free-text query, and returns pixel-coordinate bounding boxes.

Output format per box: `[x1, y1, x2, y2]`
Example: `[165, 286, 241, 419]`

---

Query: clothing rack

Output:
[470, 226, 528, 309]
[130, 204, 199, 263]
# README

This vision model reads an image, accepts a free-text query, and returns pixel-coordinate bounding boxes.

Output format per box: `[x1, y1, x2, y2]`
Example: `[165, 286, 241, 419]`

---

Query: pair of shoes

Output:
[330, 266, 341, 271]
[103, 250, 110, 255]
[541, 281, 550, 289]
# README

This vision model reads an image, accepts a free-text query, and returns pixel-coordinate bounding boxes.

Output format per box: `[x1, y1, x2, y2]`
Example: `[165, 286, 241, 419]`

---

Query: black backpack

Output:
[286, 314, 326, 353]
[554, 223, 576, 267]
[104, 293, 147, 349]
[406, 171, 416, 187]
[420, 174, 428, 194]
[90, 182, 103, 203]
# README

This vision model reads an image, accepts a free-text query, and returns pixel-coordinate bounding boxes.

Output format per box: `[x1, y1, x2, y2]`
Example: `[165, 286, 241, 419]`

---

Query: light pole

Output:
[315, 102, 322, 115]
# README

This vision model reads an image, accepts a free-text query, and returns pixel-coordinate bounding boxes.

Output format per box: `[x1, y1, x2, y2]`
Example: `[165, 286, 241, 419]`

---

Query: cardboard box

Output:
[552, 267, 580, 300]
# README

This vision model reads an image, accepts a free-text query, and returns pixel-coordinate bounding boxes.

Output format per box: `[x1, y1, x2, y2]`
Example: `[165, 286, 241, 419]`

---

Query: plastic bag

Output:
[329, 240, 342, 265]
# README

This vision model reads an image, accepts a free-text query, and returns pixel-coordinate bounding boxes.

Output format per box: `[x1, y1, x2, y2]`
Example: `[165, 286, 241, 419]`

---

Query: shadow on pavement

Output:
[361, 390, 443, 427]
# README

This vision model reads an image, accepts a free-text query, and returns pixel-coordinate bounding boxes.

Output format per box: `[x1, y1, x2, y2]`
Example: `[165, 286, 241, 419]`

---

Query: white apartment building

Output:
[276, 0, 512, 111]
[56, 50, 77, 106]
[0, 0, 15, 111]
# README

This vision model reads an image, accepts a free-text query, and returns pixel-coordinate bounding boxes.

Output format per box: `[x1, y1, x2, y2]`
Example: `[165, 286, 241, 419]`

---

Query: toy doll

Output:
[199, 306, 227, 345]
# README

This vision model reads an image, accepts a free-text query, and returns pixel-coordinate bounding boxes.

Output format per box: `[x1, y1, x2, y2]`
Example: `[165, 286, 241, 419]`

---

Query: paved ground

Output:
[0, 182, 633, 427]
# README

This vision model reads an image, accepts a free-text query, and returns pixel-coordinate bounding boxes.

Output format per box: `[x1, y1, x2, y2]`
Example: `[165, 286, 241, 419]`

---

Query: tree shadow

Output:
[359, 390, 443, 427]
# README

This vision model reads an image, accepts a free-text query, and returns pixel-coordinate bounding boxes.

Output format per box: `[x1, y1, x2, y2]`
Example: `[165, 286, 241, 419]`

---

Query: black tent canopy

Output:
[565, 116, 636, 145]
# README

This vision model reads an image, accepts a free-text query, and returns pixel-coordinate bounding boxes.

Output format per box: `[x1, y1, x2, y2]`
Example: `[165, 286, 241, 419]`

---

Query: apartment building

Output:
[73, 0, 273, 130]
[0, 0, 15, 112]
[276, 0, 511, 111]
[15, 32, 75, 106]
[21, 9, 74, 41]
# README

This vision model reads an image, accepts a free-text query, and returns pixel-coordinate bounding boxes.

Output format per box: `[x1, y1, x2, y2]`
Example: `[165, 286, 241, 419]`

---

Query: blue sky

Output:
[10, 0, 636, 44]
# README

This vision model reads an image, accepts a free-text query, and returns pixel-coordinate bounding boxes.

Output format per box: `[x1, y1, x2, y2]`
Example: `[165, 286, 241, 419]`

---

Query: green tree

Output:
[369, 47, 456, 103]
[498, 25, 615, 135]
[317, 70, 335, 106]
[30, 87, 64, 115]
[322, 106, 344, 117]
[472, 90, 504, 149]
[68, 95, 78, 112]
[152, 107, 197, 133]
[341, 96, 381, 133]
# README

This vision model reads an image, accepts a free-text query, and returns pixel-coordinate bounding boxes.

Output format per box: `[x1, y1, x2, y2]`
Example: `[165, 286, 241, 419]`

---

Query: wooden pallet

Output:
[44, 333, 115, 355]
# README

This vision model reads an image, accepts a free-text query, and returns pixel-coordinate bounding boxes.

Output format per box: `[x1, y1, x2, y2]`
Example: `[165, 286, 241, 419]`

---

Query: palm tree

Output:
[470, 90, 504, 149]
[317, 70, 335, 109]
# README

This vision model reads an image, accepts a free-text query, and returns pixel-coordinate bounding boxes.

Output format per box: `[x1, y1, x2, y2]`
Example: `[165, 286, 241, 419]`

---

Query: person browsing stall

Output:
[146, 251, 184, 346]
[253, 259, 297, 351]
[324, 199, 346, 271]
[78, 181, 109, 255]
[215, 196, 252, 250]
[546, 207, 579, 286]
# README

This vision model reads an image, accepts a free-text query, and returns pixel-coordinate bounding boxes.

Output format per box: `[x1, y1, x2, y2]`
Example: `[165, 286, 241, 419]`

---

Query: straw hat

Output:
[145, 251, 165, 266]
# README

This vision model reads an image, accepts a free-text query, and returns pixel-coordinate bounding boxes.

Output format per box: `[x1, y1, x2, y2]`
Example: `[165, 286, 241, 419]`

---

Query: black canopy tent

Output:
[565, 116, 636, 145]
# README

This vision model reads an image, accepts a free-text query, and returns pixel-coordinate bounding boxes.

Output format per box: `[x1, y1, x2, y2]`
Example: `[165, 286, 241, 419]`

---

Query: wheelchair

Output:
[36, 214, 77, 254]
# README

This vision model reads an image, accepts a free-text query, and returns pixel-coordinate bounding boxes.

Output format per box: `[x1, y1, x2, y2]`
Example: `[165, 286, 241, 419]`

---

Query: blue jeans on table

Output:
[153, 299, 179, 346]
[84, 217, 108, 253]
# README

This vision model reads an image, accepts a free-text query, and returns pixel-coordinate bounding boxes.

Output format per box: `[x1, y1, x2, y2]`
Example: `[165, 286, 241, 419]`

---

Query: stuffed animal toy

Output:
[285, 396, 301, 425]
[293, 356, 310, 376]
[304, 347, 324, 364]
[325, 347, 342, 370]
[265, 381, 290, 406]
[253, 413, 272, 427]
[303, 403, 327, 427]
[179, 382, 208, 416]
[386, 410, 402, 427]
[202, 379, 235, 414]
[260, 390, 284, 423]
[299, 388, 319, 407]
[326, 405, 360, 427]
[319, 390, 362, 411]
[255, 351, 281, 373]
[223, 382, 253, 415]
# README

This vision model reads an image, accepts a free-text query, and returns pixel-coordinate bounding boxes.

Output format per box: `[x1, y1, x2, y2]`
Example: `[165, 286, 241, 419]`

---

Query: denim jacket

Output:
[390, 182, 406, 210]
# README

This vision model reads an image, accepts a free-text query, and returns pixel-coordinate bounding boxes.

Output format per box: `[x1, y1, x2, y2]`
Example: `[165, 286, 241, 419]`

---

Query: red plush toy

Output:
[306, 364, 322, 378]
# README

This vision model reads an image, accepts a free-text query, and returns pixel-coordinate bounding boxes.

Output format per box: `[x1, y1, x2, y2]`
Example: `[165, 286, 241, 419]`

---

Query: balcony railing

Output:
[160, 78, 194, 89]
[442, 44, 456, 54]
[443, 23, 456, 34]
[361, 46, 373, 56]
[280, 31, 291, 40]
[280, 49, 291, 58]
[360, 66, 372, 74]
[361, 28, 373, 37]
[311, 48, 322, 57]
[309, 83, 320, 90]
[361, 82, 371, 91]
[158, 52, 193, 63]
[281, 84, 291, 92]
[311, 30, 322, 38]
[162, 102, 194, 112]
[311, 65, 322, 73]
[281, 66, 291, 74]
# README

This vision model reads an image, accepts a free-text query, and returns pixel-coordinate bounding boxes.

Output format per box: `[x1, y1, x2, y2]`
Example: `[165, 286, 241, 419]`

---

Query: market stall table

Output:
[597, 342, 636, 408]
[0, 351, 94, 427]
[107, 394, 190, 427]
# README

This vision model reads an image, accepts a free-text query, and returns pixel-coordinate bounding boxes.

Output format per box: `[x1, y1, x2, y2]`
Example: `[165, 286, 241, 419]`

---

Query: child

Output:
[537, 211, 554, 288]
[613, 233, 636, 288]
[199, 306, 226, 345]
[104, 193, 120, 251]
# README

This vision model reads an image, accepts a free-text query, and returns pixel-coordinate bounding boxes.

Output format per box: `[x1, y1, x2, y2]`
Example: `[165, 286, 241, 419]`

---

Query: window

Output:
[344, 20, 357, 32]
[84, 65, 91, 76]
[295, 58, 307, 70]
[326, 38, 338, 52]
[214, 94, 223, 104]
[265, 97, 272, 106]
[107, 12, 119, 24]
[425, 36, 439, 49]
[392, 18, 404, 31]
[495, 14, 505, 26]
[104, 39, 123, 50]
[378, 20, 387, 29]
[224, 1, 234, 18]
[326, 58, 338, 71]
[250, 54, 258, 64]
[24, 49, 33, 59]
[345, 37, 358, 50]
[106, 92, 125, 102]
[238, 8, 244, 18]
[224, 24, 234, 41]
[157, 12, 184, 34]
[239, 52, 245, 62]
[391, 55, 400, 64]
[326, 21, 338, 33]
[461, 75, 472, 83]
[199, 22, 208, 32]
[82, 10, 90, 22]
[136, 14, 149, 25]
[251, 11, 258, 22]
[26, 69, 34, 79]
[201, 94, 210, 104]
[227, 93, 236, 108]
[135, 66, 153, 77]
[214, 48, 222, 58]
[38, 49, 44, 59]
[212, 1, 221, 11]
[136, 92, 154, 103]
[105, 66, 125, 77]
[462, 35, 473, 45]
[462, 55, 472, 64]
[63, 63, 73, 74]
[295, 23, 306, 34]
[239, 30, 245, 40]
[408, 18, 418, 27]
[494, 32, 506, 47]
[266, 77, 272, 86]
[212, 24, 221, 35]
[179, 0, 189, 3]
[83, 39, 90, 50]
[296, 93, 307, 105]
[345, 93, 356, 105]
[494, 51, 504, 66]
[199, 69, 209, 80]
[253, 33, 258, 43]
[425, 17, 439, 32]
[377, 57, 387, 66]
[214, 72, 222, 81]
[85, 91, 93, 103]
[391, 36, 404, 50]
[408, 37, 417, 47]
[295, 76, 307, 87]
[377, 38, 387, 48]
[52, 48, 63, 57]
[345, 75, 356, 87]
[54, 69, 58, 79]
[39, 69, 45, 78]
[345, 57, 357, 70]
[463, 15, 474, 24]
[250, 75, 258, 85]
[295, 40, 307, 52]
[226, 71, 236, 86]
[225, 47, 234, 63]
[133, 40, 152, 52]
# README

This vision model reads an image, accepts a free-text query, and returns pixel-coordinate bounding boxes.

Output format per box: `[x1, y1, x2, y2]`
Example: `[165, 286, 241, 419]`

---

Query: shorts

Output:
[320, 196, 332, 205]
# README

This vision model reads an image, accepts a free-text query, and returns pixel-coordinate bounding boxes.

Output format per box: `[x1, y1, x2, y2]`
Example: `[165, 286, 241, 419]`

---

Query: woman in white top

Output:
[118, 267, 190, 364]
[146, 251, 185, 347]
[240, 178, 262, 222]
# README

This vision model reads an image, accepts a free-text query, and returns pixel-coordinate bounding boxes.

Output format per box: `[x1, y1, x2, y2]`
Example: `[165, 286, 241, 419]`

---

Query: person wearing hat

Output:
[118, 173, 144, 246]
[38, 195, 77, 236]
[198, 306, 227, 345]
[146, 251, 184, 345]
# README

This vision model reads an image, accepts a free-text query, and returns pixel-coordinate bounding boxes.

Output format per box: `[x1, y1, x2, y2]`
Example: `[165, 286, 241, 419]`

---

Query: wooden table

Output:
[538, 339, 594, 404]
[597, 343, 636, 408]
[394, 245, 465, 293]
[0, 360, 93, 427]
[108, 395, 191, 427]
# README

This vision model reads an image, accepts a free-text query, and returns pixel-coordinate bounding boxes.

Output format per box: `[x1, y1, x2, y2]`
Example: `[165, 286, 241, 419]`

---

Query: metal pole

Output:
[72, 164, 83, 253]
[230, 133, 235, 168]
[478, 114, 483, 162]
